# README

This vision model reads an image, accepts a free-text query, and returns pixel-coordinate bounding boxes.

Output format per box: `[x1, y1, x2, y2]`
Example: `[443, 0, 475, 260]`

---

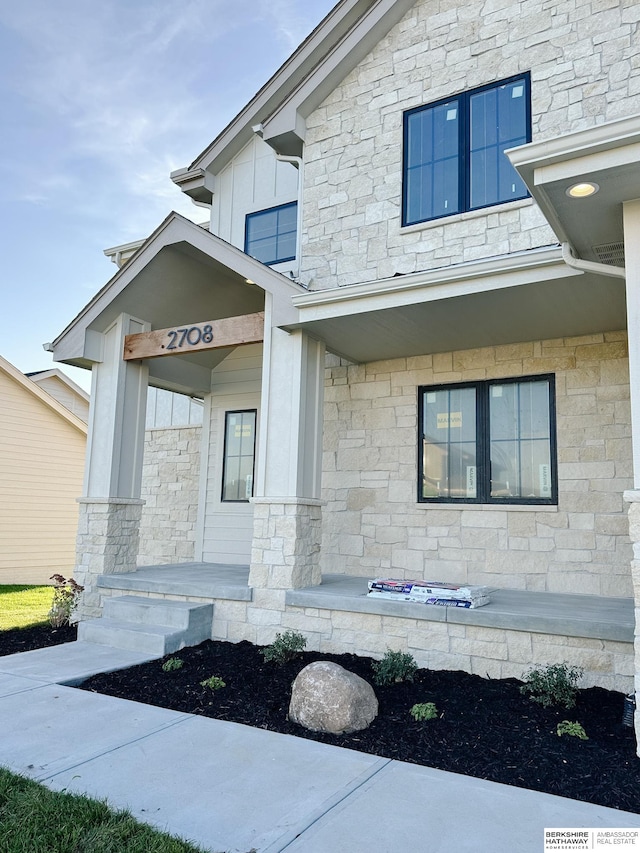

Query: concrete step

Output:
[77, 595, 214, 655]
[103, 595, 213, 633]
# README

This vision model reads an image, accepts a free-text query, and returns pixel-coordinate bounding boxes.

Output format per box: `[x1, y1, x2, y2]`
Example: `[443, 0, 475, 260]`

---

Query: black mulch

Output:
[0, 623, 77, 656]
[71, 638, 640, 813]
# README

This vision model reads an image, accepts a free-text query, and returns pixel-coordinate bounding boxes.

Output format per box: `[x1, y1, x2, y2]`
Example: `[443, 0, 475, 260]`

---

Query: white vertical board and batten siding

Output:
[200, 344, 263, 565]
[210, 136, 298, 261]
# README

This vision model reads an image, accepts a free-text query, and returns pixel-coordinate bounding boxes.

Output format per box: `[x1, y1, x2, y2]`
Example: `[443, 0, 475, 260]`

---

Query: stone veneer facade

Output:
[137, 426, 201, 566]
[74, 498, 144, 620]
[300, 0, 640, 290]
[321, 332, 633, 597]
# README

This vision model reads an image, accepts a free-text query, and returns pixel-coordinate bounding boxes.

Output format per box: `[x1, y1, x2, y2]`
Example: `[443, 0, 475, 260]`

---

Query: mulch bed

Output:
[1, 625, 637, 812]
[69, 638, 640, 813]
[0, 623, 77, 656]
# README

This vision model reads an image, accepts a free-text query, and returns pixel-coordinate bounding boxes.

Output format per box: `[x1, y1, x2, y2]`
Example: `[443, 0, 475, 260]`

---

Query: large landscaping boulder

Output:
[289, 661, 378, 734]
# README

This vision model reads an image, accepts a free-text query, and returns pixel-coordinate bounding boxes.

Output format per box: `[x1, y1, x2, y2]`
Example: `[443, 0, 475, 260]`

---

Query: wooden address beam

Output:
[123, 312, 264, 361]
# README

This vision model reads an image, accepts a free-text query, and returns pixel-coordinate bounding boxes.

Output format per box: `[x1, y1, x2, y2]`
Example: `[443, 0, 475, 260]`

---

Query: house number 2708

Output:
[165, 325, 214, 350]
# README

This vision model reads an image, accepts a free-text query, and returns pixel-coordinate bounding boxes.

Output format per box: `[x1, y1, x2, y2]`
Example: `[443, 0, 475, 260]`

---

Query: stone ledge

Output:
[285, 574, 634, 643]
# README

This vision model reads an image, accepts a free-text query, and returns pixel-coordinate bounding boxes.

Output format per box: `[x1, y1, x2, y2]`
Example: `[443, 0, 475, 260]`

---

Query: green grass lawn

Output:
[0, 585, 55, 631]
[0, 768, 207, 852]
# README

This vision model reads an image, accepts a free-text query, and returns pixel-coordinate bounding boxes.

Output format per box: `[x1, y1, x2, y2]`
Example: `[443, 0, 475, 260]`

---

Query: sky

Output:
[0, 0, 336, 391]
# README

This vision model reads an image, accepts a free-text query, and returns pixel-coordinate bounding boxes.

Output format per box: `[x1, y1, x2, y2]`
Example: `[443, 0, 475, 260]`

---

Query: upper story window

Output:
[403, 74, 531, 226]
[245, 201, 297, 265]
[418, 375, 556, 505]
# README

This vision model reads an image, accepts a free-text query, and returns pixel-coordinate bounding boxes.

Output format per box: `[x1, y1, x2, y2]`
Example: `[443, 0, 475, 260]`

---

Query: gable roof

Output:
[171, 0, 417, 202]
[26, 368, 90, 404]
[0, 356, 88, 436]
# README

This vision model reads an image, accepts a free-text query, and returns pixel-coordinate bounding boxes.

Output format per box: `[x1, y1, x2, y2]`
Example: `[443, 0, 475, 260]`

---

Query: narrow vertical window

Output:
[222, 410, 257, 502]
[421, 385, 477, 500]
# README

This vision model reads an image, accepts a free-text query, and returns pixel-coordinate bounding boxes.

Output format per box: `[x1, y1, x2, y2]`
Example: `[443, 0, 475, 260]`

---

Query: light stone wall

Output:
[300, 0, 640, 289]
[138, 426, 201, 566]
[74, 498, 144, 620]
[321, 331, 633, 596]
[207, 596, 633, 693]
[249, 498, 323, 589]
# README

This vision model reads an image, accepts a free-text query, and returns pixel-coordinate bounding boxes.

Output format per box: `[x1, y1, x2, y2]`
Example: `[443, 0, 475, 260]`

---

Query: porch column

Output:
[622, 199, 640, 753]
[249, 326, 325, 591]
[75, 313, 150, 619]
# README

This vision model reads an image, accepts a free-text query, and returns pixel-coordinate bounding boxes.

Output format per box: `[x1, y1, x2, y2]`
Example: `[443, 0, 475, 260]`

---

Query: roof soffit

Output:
[508, 114, 640, 264]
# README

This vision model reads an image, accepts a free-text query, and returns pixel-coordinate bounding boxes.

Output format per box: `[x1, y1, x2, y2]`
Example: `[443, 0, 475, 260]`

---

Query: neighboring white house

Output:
[48, 0, 640, 746]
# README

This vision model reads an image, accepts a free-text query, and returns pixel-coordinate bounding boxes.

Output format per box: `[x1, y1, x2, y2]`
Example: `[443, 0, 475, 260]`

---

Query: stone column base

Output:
[74, 497, 145, 620]
[249, 497, 324, 590]
[624, 490, 640, 754]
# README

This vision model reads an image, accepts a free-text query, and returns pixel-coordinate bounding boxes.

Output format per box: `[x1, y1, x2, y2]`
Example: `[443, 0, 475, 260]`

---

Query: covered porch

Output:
[89, 560, 634, 692]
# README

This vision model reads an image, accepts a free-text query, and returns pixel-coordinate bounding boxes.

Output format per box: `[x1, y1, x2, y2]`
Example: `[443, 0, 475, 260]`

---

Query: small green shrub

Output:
[48, 574, 84, 627]
[410, 702, 438, 722]
[162, 657, 183, 673]
[372, 649, 418, 686]
[261, 630, 307, 664]
[557, 720, 588, 740]
[520, 663, 583, 709]
[200, 676, 225, 690]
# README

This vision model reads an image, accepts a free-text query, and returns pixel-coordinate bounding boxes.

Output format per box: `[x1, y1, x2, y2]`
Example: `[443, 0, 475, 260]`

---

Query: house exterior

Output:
[49, 0, 640, 745]
[0, 357, 88, 584]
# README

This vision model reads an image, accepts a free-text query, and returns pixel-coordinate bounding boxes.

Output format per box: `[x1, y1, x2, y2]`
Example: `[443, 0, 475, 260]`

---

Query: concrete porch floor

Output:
[97, 562, 252, 600]
[96, 563, 633, 644]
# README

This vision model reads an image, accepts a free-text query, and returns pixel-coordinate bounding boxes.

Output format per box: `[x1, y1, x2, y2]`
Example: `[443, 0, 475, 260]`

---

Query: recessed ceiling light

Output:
[566, 182, 599, 198]
[244, 278, 256, 285]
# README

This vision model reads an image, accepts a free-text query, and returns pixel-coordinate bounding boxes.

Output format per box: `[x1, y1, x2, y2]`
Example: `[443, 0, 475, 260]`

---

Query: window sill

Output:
[417, 502, 558, 512]
[400, 197, 533, 236]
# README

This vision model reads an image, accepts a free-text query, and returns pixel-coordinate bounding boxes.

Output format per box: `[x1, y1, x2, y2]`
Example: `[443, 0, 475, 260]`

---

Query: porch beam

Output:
[123, 312, 264, 361]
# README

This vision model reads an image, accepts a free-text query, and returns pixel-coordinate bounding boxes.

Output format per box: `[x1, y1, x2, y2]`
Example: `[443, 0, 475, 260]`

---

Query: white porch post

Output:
[75, 314, 150, 619]
[249, 323, 325, 591]
[622, 200, 640, 752]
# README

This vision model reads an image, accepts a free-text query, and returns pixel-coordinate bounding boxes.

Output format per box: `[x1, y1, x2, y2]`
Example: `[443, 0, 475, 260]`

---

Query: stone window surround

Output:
[398, 196, 534, 237]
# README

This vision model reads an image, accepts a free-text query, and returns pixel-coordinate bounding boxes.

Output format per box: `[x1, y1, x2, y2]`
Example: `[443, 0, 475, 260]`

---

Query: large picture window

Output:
[403, 74, 531, 226]
[221, 410, 257, 502]
[245, 202, 297, 265]
[418, 375, 556, 505]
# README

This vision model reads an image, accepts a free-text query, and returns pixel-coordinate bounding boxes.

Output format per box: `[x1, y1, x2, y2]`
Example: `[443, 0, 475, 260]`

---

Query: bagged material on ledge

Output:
[367, 578, 492, 609]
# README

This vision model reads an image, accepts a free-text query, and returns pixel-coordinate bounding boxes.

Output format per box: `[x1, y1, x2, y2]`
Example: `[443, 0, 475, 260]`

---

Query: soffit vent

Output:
[592, 242, 625, 267]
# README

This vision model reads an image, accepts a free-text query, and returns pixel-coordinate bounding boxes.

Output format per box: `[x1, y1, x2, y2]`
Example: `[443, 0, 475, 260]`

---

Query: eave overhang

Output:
[287, 247, 626, 363]
[50, 214, 305, 392]
[170, 0, 416, 201]
[508, 114, 640, 267]
[0, 356, 88, 436]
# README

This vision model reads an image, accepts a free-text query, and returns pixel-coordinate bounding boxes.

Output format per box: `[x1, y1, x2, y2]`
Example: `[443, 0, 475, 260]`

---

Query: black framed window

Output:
[418, 375, 556, 505]
[221, 410, 257, 502]
[403, 74, 530, 226]
[245, 202, 297, 265]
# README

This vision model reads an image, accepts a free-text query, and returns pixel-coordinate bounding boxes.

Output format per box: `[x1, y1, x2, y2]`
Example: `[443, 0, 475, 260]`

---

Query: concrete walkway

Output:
[1, 642, 639, 853]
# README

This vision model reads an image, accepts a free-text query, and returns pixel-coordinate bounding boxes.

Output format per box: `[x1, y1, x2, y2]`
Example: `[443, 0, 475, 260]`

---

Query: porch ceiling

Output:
[51, 213, 305, 391]
[508, 114, 640, 266]
[290, 249, 626, 363]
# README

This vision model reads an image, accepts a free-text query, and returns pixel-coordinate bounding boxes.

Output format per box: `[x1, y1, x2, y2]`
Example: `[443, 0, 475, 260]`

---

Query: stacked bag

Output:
[367, 578, 491, 609]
